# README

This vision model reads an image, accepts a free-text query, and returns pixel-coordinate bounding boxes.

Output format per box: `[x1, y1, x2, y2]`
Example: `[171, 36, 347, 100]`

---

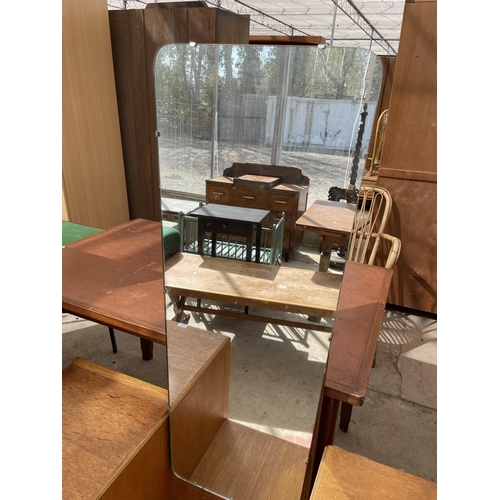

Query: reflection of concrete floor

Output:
[62, 243, 436, 483]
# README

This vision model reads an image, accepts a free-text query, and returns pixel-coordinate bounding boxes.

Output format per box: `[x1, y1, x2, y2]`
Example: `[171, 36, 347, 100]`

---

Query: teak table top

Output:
[62, 218, 166, 344]
[295, 199, 356, 237]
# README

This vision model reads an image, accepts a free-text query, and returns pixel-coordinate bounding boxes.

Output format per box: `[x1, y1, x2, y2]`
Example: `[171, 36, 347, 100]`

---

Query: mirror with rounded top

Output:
[156, 44, 383, 500]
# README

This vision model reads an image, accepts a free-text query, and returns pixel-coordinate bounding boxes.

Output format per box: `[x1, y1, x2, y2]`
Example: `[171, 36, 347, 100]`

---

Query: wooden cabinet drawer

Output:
[269, 210, 294, 231]
[206, 184, 231, 204]
[200, 217, 250, 237]
[270, 193, 297, 213]
[232, 187, 269, 208]
[282, 231, 291, 251]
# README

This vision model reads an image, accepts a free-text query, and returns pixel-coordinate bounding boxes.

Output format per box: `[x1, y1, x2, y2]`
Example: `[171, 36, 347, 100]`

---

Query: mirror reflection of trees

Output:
[155, 45, 381, 205]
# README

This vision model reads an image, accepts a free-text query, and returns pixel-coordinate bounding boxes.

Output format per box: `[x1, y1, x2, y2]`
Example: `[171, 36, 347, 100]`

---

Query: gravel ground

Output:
[158, 140, 367, 208]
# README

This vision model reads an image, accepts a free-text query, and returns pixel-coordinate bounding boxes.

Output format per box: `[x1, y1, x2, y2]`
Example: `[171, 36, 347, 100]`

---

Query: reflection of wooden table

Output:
[190, 203, 269, 263]
[62, 218, 165, 360]
[295, 199, 356, 272]
[164, 253, 342, 333]
[311, 446, 437, 500]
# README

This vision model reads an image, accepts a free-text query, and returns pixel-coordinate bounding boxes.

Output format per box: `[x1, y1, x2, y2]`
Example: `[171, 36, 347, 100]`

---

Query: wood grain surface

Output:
[295, 199, 356, 237]
[324, 261, 393, 405]
[62, 0, 129, 229]
[190, 420, 309, 500]
[376, 0, 437, 313]
[310, 446, 436, 500]
[62, 219, 166, 345]
[62, 358, 169, 499]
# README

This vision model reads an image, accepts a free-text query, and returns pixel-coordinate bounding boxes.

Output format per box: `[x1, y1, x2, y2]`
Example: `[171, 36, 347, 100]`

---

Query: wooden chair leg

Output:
[108, 327, 117, 353]
[339, 402, 353, 433]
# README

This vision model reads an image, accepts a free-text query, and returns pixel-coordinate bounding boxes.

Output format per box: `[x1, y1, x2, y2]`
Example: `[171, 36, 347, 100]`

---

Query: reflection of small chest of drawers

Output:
[205, 163, 309, 260]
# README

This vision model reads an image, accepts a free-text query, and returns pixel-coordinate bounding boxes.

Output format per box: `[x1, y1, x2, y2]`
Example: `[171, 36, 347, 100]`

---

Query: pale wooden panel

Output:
[62, 0, 129, 229]
[170, 340, 230, 479]
[310, 446, 436, 500]
[62, 187, 69, 221]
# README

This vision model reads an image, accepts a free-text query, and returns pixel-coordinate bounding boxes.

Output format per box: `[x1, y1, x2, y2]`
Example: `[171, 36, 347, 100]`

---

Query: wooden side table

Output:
[295, 199, 356, 273]
[190, 204, 269, 263]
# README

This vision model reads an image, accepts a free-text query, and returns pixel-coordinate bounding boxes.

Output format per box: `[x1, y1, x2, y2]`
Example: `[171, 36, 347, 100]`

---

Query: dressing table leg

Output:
[339, 402, 353, 433]
[140, 338, 154, 361]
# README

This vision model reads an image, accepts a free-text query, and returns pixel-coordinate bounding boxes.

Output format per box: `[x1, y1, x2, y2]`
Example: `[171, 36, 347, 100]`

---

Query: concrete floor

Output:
[62, 242, 437, 485]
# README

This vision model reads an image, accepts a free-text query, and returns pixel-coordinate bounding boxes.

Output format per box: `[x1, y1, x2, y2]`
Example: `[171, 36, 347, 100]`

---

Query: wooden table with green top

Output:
[62, 218, 180, 360]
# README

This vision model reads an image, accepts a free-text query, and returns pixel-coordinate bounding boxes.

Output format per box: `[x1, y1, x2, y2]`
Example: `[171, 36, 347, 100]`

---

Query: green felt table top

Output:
[63, 220, 181, 256]
[62, 221, 103, 246]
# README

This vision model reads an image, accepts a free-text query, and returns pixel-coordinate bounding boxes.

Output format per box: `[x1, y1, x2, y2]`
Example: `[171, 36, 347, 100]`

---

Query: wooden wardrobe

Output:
[108, 3, 250, 222]
[376, 0, 437, 314]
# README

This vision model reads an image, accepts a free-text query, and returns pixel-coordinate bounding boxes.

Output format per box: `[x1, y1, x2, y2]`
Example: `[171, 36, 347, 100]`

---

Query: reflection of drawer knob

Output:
[243, 196, 255, 200]
[213, 191, 225, 196]
[276, 200, 288, 204]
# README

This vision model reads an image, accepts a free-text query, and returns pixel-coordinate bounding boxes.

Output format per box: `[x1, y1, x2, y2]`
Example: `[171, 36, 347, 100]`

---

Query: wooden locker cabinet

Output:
[206, 163, 310, 260]
[108, 4, 250, 222]
[376, 0, 437, 314]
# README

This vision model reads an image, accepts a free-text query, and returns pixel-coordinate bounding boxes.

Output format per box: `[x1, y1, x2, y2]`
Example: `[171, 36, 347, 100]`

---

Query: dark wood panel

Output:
[109, 10, 152, 221]
[109, 8, 250, 222]
[376, 177, 437, 313]
[378, 168, 437, 182]
[249, 35, 326, 46]
[379, 2, 437, 175]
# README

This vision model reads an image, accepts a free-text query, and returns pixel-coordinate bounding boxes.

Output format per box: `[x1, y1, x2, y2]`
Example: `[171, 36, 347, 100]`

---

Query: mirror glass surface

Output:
[157, 44, 382, 499]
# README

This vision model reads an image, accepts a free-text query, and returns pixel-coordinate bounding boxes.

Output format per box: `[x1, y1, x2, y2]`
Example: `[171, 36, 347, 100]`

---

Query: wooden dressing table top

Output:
[295, 199, 356, 237]
[324, 261, 393, 405]
[62, 218, 166, 344]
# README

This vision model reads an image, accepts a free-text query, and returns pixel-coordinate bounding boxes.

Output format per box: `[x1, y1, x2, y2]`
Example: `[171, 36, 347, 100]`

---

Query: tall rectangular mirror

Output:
[157, 44, 382, 500]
